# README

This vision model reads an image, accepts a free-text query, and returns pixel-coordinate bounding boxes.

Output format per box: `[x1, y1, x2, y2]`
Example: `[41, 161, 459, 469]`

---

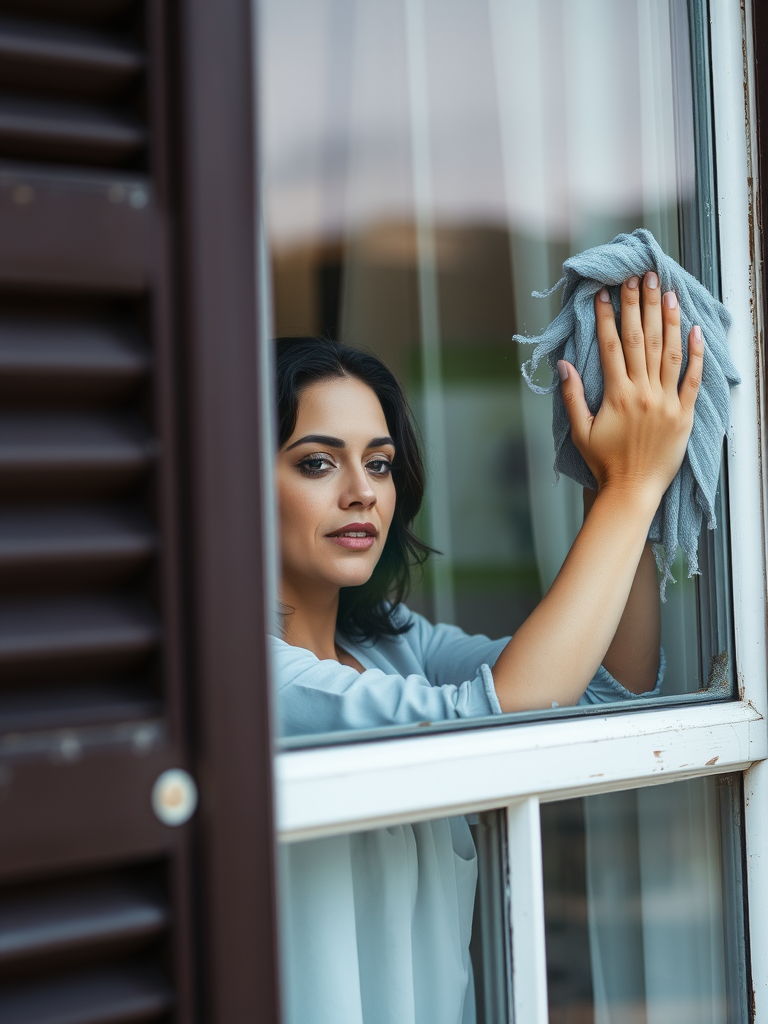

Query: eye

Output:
[297, 455, 334, 477]
[367, 458, 393, 477]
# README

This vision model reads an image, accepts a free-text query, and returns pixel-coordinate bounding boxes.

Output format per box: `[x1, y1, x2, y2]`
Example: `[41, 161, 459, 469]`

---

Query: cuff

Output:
[578, 647, 666, 705]
[479, 663, 503, 715]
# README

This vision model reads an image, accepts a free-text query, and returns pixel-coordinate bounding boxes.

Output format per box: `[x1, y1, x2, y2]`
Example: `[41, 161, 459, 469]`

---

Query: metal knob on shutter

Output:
[151, 769, 198, 827]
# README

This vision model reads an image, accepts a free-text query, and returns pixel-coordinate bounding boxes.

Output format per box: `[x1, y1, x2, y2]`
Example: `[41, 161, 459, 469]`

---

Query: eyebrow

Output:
[284, 433, 395, 452]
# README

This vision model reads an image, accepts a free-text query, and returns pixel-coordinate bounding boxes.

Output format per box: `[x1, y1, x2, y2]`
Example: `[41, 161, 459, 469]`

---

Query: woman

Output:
[274, 274, 702, 1024]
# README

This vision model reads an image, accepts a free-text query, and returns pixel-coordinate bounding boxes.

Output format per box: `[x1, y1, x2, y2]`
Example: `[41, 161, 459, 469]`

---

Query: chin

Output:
[334, 572, 375, 591]
[331, 563, 377, 590]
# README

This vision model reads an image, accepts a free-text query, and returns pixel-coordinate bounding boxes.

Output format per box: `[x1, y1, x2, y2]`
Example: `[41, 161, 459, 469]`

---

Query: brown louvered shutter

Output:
[0, 0, 280, 1020]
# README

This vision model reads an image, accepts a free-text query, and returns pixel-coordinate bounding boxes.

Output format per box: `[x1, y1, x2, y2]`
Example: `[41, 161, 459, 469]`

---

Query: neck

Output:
[280, 578, 340, 661]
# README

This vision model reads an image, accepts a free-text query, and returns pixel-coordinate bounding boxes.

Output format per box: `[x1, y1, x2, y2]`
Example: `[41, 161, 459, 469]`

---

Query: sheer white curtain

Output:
[264, 0, 723, 1016]
[584, 780, 727, 1024]
[488, 0, 696, 604]
[274, 5, 480, 1023]
[489, 0, 583, 592]
[489, 0, 699, 684]
[489, 1, 722, 1019]
[279, 818, 478, 1024]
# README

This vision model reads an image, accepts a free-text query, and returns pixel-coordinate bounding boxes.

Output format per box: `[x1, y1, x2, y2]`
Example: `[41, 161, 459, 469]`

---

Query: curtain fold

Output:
[279, 818, 478, 1024]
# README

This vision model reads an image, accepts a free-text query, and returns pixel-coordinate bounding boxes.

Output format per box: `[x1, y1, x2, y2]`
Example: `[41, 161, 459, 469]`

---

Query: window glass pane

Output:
[278, 811, 510, 1024]
[260, 0, 733, 747]
[542, 775, 748, 1023]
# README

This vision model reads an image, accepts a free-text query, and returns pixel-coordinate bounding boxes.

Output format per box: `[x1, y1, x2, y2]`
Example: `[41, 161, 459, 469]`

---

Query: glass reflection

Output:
[542, 776, 747, 1024]
[279, 812, 510, 1024]
[261, 0, 722, 749]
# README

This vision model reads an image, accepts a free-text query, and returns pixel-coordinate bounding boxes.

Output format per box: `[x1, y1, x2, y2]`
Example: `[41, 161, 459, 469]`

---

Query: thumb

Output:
[558, 360, 592, 448]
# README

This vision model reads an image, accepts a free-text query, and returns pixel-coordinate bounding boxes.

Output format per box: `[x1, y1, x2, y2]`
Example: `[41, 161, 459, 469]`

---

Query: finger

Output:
[678, 325, 703, 417]
[660, 290, 683, 392]
[642, 271, 663, 381]
[558, 360, 593, 451]
[619, 276, 648, 383]
[594, 287, 627, 392]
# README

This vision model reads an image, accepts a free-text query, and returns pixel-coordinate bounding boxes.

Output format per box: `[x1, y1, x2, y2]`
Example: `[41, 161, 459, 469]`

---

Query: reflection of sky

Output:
[258, 0, 692, 246]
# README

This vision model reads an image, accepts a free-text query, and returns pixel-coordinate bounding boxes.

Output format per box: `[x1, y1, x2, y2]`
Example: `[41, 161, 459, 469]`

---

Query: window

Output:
[261, 0, 768, 1020]
[262, 0, 737, 753]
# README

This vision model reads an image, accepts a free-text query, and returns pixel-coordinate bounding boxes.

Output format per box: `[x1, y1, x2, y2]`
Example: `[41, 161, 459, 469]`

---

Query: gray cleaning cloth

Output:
[514, 228, 740, 598]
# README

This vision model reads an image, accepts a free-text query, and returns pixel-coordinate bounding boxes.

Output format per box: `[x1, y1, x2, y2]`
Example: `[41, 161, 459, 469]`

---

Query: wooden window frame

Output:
[178, 0, 281, 1020]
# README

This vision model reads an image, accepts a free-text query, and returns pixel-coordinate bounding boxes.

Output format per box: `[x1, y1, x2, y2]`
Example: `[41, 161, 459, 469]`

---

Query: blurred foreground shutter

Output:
[179, 0, 282, 1019]
[0, 0, 280, 1021]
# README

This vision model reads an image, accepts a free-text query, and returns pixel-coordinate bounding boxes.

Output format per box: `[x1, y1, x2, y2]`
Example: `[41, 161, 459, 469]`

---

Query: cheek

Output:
[277, 472, 330, 547]
[277, 475, 310, 542]
[379, 479, 397, 535]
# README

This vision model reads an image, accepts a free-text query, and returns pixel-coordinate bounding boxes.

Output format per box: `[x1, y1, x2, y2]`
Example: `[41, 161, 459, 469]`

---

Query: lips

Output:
[326, 523, 377, 550]
[326, 523, 376, 538]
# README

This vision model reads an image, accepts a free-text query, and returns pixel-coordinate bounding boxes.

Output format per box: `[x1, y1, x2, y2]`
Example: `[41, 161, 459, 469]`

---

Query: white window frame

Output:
[273, 1, 768, 1019]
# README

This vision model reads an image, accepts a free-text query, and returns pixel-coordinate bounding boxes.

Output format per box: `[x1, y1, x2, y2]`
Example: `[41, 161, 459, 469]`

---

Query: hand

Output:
[558, 272, 703, 506]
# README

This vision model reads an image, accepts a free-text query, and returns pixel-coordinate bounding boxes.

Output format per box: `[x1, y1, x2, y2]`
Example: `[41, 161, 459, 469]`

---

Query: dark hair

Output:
[275, 336, 432, 642]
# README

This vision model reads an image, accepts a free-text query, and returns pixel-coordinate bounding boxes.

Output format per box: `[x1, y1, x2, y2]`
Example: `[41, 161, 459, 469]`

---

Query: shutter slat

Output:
[0, 742, 174, 880]
[0, 320, 150, 393]
[0, 684, 161, 732]
[0, 508, 156, 579]
[0, 3, 136, 29]
[0, 164, 152, 291]
[0, 414, 154, 494]
[0, 99, 146, 166]
[0, 16, 145, 98]
[0, 597, 158, 671]
[0, 879, 168, 966]
[0, 966, 172, 1024]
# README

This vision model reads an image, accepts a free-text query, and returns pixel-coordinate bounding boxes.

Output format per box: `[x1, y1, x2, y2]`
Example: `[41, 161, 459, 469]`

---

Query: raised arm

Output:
[582, 487, 660, 694]
[493, 273, 701, 712]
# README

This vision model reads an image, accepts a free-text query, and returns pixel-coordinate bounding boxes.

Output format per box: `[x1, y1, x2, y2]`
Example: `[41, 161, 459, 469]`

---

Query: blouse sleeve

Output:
[578, 647, 665, 704]
[272, 636, 501, 738]
[398, 606, 665, 706]
[404, 609, 509, 690]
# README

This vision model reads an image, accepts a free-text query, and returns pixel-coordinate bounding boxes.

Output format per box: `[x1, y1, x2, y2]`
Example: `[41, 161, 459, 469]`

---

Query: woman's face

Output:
[276, 376, 397, 603]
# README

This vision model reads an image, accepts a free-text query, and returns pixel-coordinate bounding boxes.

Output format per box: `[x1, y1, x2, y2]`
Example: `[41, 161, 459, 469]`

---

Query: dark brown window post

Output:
[179, 0, 282, 1020]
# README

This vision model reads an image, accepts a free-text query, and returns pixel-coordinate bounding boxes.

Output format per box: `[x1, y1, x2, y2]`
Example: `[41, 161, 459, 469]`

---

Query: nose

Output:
[339, 465, 376, 510]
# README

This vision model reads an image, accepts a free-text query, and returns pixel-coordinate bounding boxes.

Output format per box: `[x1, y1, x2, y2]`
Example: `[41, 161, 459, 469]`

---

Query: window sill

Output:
[276, 700, 766, 841]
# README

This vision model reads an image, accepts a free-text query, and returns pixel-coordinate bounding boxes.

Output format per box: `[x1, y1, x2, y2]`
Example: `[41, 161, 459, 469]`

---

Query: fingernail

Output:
[646, 271, 659, 290]
[557, 360, 569, 381]
[663, 291, 678, 309]
[598, 287, 610, 303]
[692, 325, 702, 345]
[627, 276, 639, 289]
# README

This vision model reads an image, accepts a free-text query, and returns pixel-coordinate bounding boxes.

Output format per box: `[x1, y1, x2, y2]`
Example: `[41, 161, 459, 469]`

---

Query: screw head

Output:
[152, 768, 198, 827]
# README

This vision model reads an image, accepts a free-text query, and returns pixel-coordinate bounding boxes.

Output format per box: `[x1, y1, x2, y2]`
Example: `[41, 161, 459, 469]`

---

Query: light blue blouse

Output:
[275, 607, 663, 1024]
[273, 603, 662, 738]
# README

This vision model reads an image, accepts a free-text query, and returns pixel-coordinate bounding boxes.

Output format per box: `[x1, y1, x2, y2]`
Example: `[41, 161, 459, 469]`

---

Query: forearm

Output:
[583, 488, 661, 694]
[601, 540, 660, 691]
[492, 484, 658, 712]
